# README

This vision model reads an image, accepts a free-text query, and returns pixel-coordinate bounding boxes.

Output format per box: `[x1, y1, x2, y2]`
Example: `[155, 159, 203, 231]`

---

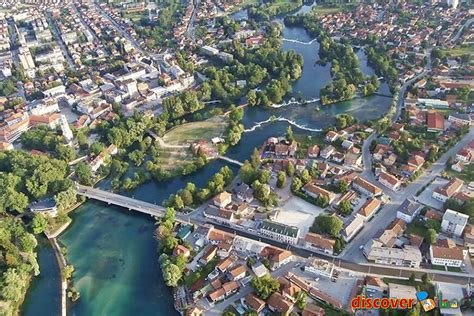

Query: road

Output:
[186, 0, 200, 41]
[94, 3, 147, 56]
[212, 221, 473, 285]
[47, 12, 76, 70]
[451, 17, 474, 43]
[72, 2, 109, 55]
[343, 127, 474, 262]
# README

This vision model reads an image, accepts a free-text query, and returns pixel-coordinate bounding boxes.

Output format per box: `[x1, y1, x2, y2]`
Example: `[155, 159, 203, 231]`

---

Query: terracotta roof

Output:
[259, 246, 292, 264]
[267, 292, 294, 313]
[435, 178, 464, 198]
[409, 234, 424, 248]
[427, 111, 444, 130]
[353, 177, 383, 195]
[216, 257, 233, 272]
[387, 218, 407, 235]
[358, 198, 382, 218]
[304, 232, 335, 250]
[379, 171, 400, 186]
[229, 264, 246, 278]
[213, 191, 232, 204]
[222, 280, 239, 294]
[408, 155, 425, 167]
[302, 303, 325, 316]
[431, 245, 464, 261]
[208, 228, 235, 244]
[424, 209, 442, 221]
[303, 183, 336, 201]
[245, 293, 266, 313]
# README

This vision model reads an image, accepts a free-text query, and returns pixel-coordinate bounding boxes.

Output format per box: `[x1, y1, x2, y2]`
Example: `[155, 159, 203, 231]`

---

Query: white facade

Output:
[441, 209, 469, 237]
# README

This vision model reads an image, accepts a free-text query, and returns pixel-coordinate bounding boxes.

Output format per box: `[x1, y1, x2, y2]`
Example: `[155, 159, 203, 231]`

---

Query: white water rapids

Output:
[244, 116, 322, 133]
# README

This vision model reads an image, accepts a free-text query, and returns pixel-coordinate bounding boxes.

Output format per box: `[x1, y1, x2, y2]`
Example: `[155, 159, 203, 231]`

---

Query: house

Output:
[304, 233, 335, 255]
[173, 245, 191, 258]
[0, 141, 13, 151]
[267, 292, 294, 314]
[203, 207, 235, 225]
[331, 152, 345, 163]
[448, 113, 471, 126]
[426, 111, 445, 132]
[259, 246, 293, 270]
[244, 293, 266, 313]
[213, 191, 232, 208]
[357, 198, 382, 221]
[352, 177, 383, 197]
[407, 155, 425, 171]
[326, 130, 339, 142]
[441, 209, 469, 237]
[228, 264, 246, 281]
[320, 145, 335, 159]
[456, 149, 472, 163]
[259, 220, 300, 244]
[432, 178, 464, 202]
[304, 259, 335, 278]
[200, 245, 217, 264]
[29, 198, 58, 217]
[208, 281, 239, 303]
[396, 199, 423, 223]
[344, 152, 362, 167]
[429, 245, 466, 267]
[373, 144, 392, 161]
[233, 183, 254, 203]
[302, 183, 336, 204]
[302, 303, 325, 316]
[252, 262, 269, 278]
[216, 257, 233, 273]
[307, 145, 320, 158]
[463, 225, 474, 256]
[378, 171, 401, 191]
[342, 215, 364, 242]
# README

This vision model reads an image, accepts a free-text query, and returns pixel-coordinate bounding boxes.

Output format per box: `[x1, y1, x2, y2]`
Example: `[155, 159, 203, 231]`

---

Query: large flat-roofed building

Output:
[259, 220, 300, 244]
[430, 245, 466, 267]
[365, 245, 422, 268]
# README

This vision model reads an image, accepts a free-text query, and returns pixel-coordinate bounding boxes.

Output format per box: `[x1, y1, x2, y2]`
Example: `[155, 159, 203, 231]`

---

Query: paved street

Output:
[342, 127, 474, 262]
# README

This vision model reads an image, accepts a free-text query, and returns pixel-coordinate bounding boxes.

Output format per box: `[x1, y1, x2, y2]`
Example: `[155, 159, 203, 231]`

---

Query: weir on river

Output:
[244, 116, 323, 133]
[282, 37, 318, 45]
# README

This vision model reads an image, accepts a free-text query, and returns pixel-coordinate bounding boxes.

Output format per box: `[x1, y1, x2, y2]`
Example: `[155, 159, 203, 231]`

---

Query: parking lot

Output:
[277, 196, 326, 235]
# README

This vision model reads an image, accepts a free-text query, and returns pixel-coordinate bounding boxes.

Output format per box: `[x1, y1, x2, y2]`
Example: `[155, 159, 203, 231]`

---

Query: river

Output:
[23, 4, 392, 315]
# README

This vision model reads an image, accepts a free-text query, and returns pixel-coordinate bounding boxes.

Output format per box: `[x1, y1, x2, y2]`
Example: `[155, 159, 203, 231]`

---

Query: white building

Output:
[430, 245, 466, 267]
[447, 0, 459, 8]
[304, 259, 335, 278]
[365, 245, 422, 268]
[441, 209, 469, 237]
[342, 215, 364, 242]
[259, 220, 300, 244]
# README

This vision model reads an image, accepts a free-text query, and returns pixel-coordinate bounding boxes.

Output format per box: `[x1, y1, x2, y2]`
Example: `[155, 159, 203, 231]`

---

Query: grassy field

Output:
[443, 45, 473, 57]
[155, 147, 196, 171]
[163, 117, 228, 145]
[311, 5, 346, 16]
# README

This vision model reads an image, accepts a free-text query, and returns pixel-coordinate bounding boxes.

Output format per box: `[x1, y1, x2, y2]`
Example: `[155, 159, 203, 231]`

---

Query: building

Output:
[378, 171, 401, 191]
[396, 199, 423, 223]
[352, 177, 383, 197]
[29, 198, 58, 217]
[259, 246, 293, 270]
[426, 111, 445, 132]
[342, 215, 364, 242]
[448, 113, 471, 126]
[432, 178, 464, 202]
[447, 0, 459, 8]
[358, 198, 382, 221]
[252, 262, 269, 278]
[365, 245, 422, 268]
[320, 145, 335, 159]
[302, 183, 336, 204]
[228, 264, 246, 281]
[326, 131, 339, 142]
[259, 220, 300, 244]
[0, 111, 29, 143]
[203, 207, 235, 225]
[244, 293, 266, 313]
[304, 233, 335, 255]
[441, 209, 469, 237]
[302, 303, 325, 316]
[267, 292, 294, 314]
[213, 191, 232, 208]
[429, 245, 466, 267]
[304, 259, 335, 278]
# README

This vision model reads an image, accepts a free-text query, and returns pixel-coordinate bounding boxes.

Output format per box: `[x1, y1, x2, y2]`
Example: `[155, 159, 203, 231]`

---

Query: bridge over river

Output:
[76, 184, 168, 218]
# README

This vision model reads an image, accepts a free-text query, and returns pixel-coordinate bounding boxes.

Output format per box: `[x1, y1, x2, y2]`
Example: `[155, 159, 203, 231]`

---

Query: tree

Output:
[239, 161, 257, 184]
[162, 262, 182, 287]
[31, 214, 48, 234]
[294, 291, 307, 309]
[286, 161, 295, 177]
[251, 274, 280, 300]
[180, 189, 193, 206]
[286, 126, 294, 140]
[75, 162, 93, 185]
[312, 214, 343, 237]
[276, 171, 286, 188]
[250, 148, 261, 168]
[258, 169, 271, 184]
[62, 265, 75, 280]
[291, 177, 303, 192]
[338, 180, 349, 193]
[409, 272, 416, 283]
[54, 187, 77, 212]
[425, 228, 437, 245]
[338, 200, 353, 216]
[421, 273, 431, 286]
